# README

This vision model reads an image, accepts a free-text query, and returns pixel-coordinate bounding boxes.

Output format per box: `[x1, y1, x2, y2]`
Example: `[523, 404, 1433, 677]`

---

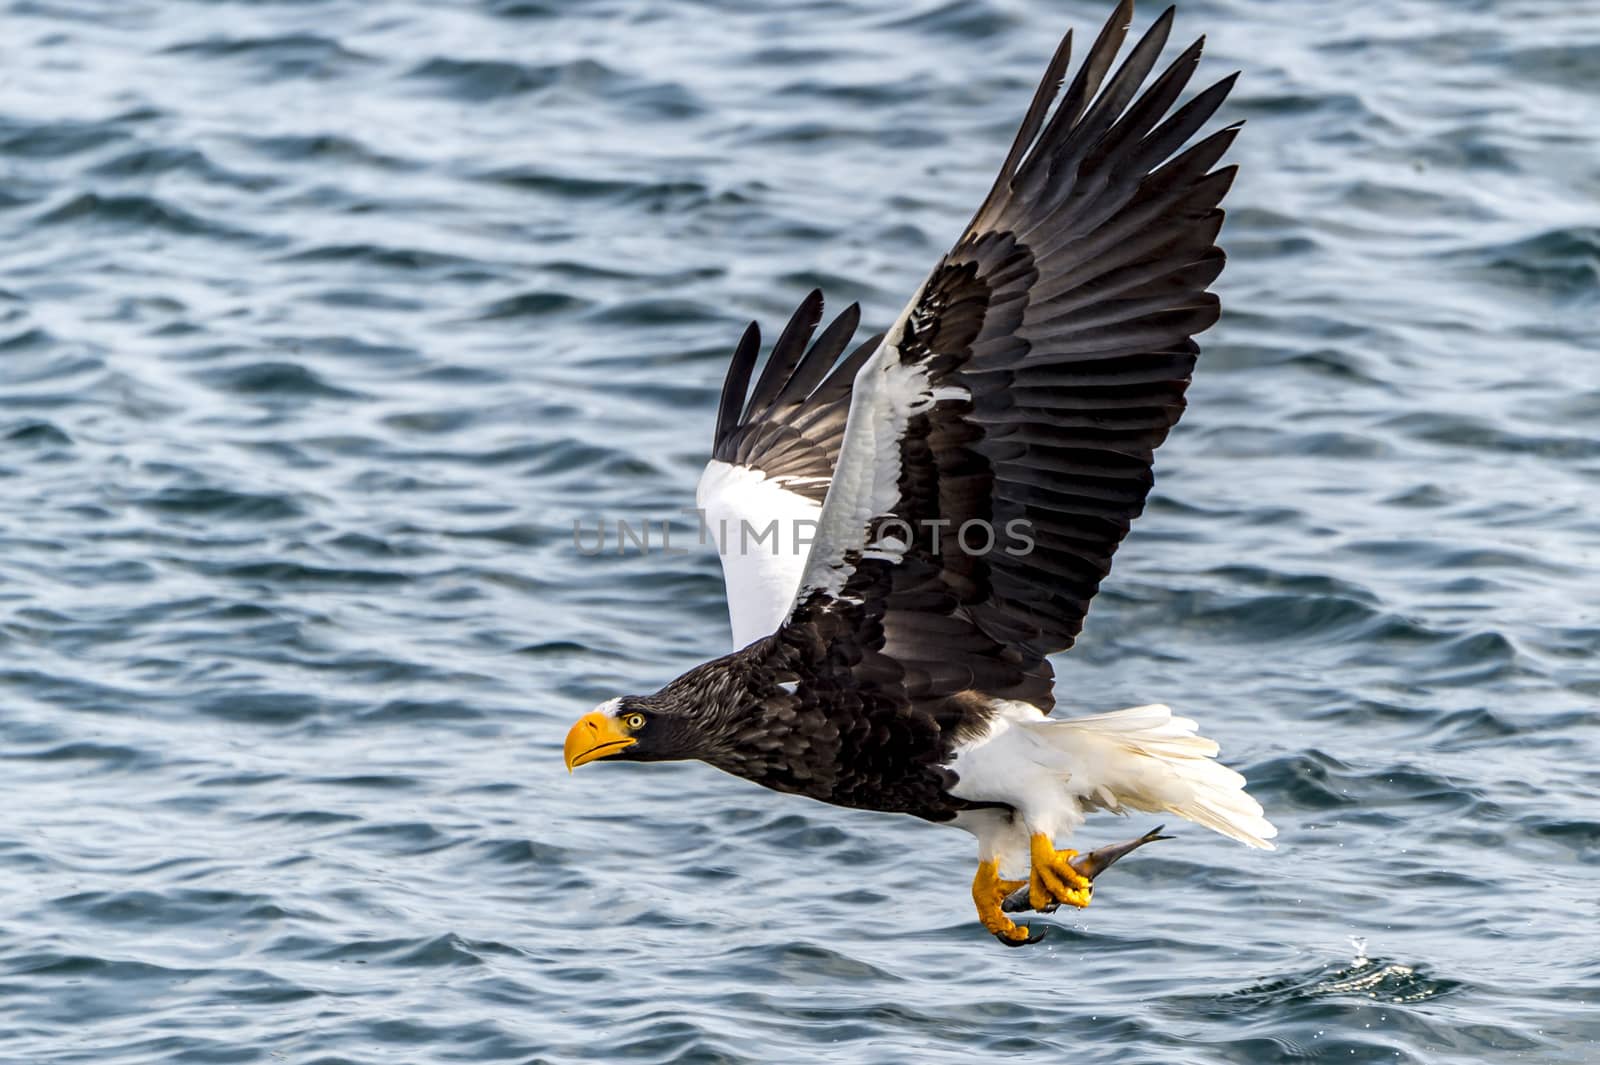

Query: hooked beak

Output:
[563, 710, 637, 771]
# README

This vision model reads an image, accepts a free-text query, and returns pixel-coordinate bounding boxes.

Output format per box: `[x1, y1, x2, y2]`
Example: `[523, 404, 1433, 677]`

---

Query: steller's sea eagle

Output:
[563, 0, 1276, 946]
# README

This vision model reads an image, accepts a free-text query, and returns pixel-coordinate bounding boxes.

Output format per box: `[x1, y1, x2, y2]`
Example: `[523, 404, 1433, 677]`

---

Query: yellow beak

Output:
[563, 710, 637, 771]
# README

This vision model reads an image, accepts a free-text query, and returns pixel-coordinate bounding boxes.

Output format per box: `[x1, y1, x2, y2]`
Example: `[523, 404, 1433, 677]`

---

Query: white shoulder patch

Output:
[799, 333, 929, 599]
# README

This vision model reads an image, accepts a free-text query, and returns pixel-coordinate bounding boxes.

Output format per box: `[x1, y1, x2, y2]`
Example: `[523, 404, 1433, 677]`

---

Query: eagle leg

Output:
[1028, 834, 1093, 912]
[972, 860, 1044, 947]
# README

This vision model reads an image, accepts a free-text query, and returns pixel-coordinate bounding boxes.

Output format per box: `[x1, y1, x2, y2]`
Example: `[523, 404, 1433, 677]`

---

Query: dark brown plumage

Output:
[577, 0, 1240, 828]
[712, 293, 883, 504]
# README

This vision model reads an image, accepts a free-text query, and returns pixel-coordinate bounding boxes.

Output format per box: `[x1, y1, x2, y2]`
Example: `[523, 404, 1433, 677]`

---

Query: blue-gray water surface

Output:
[2, 1, 1597, 1062]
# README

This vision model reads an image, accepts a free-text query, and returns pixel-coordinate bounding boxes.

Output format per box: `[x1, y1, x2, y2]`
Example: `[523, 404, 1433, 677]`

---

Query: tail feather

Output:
[1029, 704, 1278, 850]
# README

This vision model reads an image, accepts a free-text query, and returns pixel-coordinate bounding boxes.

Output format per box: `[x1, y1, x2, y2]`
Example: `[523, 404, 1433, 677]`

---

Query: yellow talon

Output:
[1029, 833, 1092, 912]
[972, 860, 1037, 945]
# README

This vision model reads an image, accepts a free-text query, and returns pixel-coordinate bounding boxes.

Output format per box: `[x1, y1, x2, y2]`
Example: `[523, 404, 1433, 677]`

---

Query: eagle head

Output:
[563, 695, 703, 770]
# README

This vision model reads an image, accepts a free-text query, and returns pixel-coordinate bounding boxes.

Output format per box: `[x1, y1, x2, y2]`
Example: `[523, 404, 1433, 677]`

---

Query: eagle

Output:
[563, 0, 1276, 946]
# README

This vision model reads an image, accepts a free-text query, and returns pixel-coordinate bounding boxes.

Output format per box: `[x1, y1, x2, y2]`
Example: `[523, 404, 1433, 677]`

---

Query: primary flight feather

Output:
[563, 0, 1275, 947]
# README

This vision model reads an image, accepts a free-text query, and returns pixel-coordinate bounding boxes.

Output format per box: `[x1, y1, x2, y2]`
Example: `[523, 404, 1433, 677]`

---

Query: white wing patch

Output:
[696, 459, 823, 648]
[793, 330, 936, 602]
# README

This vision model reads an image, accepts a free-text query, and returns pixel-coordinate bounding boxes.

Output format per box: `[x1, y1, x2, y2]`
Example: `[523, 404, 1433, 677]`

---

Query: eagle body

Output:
[563, 1, 1277, 945]
[616, 636, 979, 821]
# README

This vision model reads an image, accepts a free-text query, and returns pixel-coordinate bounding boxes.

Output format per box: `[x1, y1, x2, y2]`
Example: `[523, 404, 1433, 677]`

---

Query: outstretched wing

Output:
[696, 292, 882, 647]
[779, 1, 1239, 718]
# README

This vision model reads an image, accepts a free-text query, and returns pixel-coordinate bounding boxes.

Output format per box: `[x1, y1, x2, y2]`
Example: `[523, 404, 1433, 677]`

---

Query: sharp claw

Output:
[993, 926, 1047, 947]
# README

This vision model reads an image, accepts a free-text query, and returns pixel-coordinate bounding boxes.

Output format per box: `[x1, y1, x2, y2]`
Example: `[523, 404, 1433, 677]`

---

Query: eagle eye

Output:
[623, 712, 646, 730]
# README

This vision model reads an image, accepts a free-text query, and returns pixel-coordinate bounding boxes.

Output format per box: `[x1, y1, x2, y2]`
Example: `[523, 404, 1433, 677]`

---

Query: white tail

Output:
[1027, 704, 1278, 850]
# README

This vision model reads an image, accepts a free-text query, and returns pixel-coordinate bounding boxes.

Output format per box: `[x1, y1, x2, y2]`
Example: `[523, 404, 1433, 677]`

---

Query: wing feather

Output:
[742, 290, 824, 426]
[712, 322, 761, 457]
[777, 3, 1238, 723]
[699, 294, 878, 646]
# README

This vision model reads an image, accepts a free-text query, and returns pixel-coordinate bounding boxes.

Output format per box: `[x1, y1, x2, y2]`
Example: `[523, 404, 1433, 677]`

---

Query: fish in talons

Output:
[1002, 825, 1174, 916]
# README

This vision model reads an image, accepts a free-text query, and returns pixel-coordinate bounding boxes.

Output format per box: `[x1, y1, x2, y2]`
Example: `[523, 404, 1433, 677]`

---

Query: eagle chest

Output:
[717, 691, 961, 819]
